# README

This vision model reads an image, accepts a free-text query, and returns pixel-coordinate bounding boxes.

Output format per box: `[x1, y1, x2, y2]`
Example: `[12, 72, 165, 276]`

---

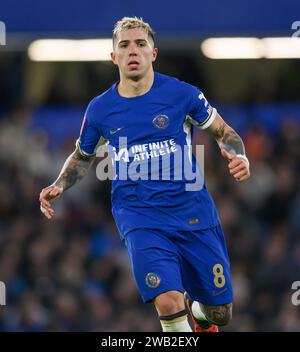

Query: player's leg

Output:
[153, 289, 185, 316]
[124, 229, 192, 332]
[199, 302, 232, 326]
[153, 290, 192, 332]
[185, 293, 232, 328]
[178, 224, 234, 332]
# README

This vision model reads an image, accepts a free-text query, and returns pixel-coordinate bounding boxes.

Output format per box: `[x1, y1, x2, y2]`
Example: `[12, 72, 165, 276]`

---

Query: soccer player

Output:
[39, 17, 250, 332]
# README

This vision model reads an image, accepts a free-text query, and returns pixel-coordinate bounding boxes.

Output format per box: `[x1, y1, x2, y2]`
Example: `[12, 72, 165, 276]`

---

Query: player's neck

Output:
[118, 70, 154, 98]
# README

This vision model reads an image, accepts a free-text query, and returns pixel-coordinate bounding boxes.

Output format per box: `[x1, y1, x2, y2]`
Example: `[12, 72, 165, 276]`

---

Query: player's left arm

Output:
[206, 112, 250, 182]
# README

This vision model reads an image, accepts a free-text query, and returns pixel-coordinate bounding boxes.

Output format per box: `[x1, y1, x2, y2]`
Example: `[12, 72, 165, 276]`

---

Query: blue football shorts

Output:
[123, 224, 234, 305]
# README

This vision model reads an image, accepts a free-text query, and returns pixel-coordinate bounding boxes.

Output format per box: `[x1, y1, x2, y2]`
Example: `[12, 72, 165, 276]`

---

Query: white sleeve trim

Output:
[76, 139, 96, 157]
[76, 137, 108, 158]
[199, 107, 217, 130]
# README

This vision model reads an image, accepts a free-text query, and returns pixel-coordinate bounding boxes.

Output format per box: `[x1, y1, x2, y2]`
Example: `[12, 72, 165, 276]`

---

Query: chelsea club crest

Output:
[152, 115, 169, 129]
[145, 272, 161, 288]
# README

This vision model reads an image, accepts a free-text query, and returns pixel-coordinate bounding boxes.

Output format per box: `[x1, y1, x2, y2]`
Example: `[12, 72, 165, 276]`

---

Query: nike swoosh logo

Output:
[212, 288, 228, 297]
[109, 127, 123, 135]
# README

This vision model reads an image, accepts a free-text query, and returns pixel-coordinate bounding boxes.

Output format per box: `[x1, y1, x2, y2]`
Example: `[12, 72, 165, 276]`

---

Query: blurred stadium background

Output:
[0, 0, 300, 332]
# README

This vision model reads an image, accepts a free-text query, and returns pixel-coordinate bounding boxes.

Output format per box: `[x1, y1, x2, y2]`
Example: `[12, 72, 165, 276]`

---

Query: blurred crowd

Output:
[0, 106, 299, 331]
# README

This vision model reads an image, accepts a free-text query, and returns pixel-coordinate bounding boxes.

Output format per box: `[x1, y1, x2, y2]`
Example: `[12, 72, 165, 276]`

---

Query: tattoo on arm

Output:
[214, 122, 227, 140]
[53, 148, 95, 192]
[222, 130, 245, 155]
[214, 122, 245, 155]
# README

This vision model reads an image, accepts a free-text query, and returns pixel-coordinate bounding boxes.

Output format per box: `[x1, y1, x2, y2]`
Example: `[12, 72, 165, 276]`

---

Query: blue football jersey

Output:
[78, 72, 220, 239]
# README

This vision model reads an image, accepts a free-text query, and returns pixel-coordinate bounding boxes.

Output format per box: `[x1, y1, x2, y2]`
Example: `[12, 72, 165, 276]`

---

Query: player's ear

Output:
[152, 47, 158, 62]
[111, 51, 117, 65]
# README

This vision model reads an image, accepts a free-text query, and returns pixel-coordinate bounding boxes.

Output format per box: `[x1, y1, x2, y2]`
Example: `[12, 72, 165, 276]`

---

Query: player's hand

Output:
[39, 185, 63, 219]
[221, 149, 250, 182]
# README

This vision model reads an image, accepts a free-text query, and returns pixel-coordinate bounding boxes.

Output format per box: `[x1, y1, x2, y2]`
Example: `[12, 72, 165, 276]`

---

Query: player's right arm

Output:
[39, 97, 102, 219]
[39, 146, 95, 219]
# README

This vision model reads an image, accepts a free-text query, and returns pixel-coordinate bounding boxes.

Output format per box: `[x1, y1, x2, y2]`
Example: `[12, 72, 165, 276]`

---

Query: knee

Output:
[154, 290, 185, 316]
[201, 303, 233, 326]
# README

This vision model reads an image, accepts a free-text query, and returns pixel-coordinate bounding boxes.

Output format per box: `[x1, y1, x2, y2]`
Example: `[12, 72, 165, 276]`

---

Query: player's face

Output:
[111, 28, 158, 80]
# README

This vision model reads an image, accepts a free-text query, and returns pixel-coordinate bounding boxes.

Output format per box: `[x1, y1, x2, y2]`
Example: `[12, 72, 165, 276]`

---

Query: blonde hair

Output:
[112, 16, 155, 47]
